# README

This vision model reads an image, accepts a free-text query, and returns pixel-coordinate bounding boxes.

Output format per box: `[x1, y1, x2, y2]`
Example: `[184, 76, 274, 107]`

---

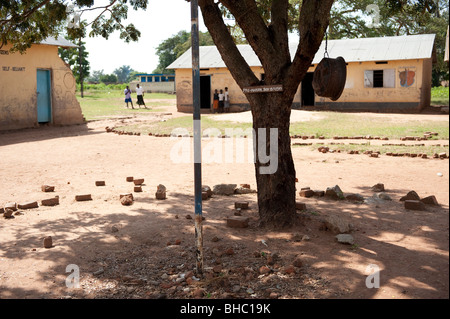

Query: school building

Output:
[0, 36, 85, 131]
[129, 73, 176, 93]
[167, 34, 436, 113]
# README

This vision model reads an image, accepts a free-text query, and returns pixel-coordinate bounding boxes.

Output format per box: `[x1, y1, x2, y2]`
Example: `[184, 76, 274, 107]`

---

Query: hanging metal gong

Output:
[312, 56, 347, 101]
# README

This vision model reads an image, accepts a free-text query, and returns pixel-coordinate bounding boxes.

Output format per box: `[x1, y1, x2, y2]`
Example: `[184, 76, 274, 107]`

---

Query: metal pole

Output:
[191, 0, 203, 275]
[79, 37, 84, 98]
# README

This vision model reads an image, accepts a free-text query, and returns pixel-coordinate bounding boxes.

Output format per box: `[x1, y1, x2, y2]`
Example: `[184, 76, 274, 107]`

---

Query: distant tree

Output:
[127, 70, 146, 83]
[113, 65, 134, 83]
[88, 69, 105, 83]
[100, 73, 117, 84]
[58, 38, 90, 84]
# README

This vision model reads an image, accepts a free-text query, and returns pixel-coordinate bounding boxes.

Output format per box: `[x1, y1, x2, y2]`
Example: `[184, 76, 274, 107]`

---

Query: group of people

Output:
[212, 87, 230, 113]
[124, 84, 148, 109]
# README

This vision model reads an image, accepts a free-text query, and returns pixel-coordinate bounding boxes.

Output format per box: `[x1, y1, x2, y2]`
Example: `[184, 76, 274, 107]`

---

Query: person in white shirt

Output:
[135, 84, 148, 109]
[124, 86, 134, 109]
[218, 89, 225, 113]
[224, 87, 230, 113]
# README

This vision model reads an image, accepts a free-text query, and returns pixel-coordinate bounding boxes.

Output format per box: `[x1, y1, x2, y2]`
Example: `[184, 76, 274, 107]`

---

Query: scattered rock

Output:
[155, 184, 167, 200]
[234, 187, 257, 194]
[325, 185, 344, 200]
[211, 236, 219, 242]
[201, 192, 209, 200]
[41, 196, 59, 206]
[75, 194, 92, 202]
[134, 186, 142, 192]
[299, 189, 315, 198]
[420, 195, 439, 206]
[126, 176, 134, 182]
[313, 190, 325, 197]
[41, 185, 55, 192]
[345, 193, 365, 202]
[235, 201, 249, 209]
[259, 266, 270, 275]
[95, 181, 106, 186]
[374, 192, 392, 201]
[323, 215, 353, 234]
[240, 184, 250, 189]
[336, 234, 354, 245]
[43, 236, 53, 248]
[133, 178, 144, 185]
[295, 202, 307, 211]
[120, 193, 134, 206]
[3, 208, 13, 218]
[111, 225, 119, 233]
[185, 214, 192, 220]
[404, 200, 426, 211]
[18, 201, 39, 209]
[226, 216, 249, 228]
[293, 256, 303, 268]
[202, 185, 213, 197]
[399, 190, 420, 202]
[213, 184, 237, 196]
[371, 183, 385, 192]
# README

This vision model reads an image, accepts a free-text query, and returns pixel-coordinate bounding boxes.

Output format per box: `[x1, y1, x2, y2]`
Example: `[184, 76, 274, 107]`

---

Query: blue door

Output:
[37, 69, 51, 123]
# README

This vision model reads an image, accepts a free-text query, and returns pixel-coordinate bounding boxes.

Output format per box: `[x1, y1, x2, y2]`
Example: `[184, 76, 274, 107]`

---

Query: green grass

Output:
[76, 89, 175, 120]
[431, 86, 449, 106]
[289, 112, 449, 139]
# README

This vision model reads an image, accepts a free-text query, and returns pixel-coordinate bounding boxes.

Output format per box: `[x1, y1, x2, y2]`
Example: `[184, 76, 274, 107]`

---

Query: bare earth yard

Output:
[0, 105, 448, 300]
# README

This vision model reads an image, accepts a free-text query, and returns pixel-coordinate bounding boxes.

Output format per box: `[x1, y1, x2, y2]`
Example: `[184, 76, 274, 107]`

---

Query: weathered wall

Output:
[0, 44, 84, 131]
[129, 80, 175, 93]
[173, 58, 429, 113]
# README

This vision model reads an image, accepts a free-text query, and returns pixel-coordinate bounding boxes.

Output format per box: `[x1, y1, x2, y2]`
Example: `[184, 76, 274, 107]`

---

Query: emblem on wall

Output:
[399, 68, 416, 87]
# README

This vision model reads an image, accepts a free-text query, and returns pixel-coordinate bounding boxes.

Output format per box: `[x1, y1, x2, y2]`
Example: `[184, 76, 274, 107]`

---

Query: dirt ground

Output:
[0, 104, 448, 300]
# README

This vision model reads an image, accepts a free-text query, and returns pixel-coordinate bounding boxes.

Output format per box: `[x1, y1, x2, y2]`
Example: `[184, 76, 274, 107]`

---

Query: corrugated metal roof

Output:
[40, 36, 78, 48]
[167, 34, 435, 69]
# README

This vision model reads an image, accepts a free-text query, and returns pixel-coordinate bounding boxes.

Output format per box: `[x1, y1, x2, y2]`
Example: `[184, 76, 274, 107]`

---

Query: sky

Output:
[81, 0, 209, 75]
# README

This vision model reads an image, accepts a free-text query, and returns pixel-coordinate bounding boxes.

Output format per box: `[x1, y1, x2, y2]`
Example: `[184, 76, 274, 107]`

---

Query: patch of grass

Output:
[289, 112, 449, 139]
[76, 89, 175, 120]
[431, 86, 449, 106]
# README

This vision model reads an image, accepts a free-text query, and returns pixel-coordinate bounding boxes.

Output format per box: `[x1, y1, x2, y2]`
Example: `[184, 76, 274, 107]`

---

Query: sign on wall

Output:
[398, 67, 416, 88]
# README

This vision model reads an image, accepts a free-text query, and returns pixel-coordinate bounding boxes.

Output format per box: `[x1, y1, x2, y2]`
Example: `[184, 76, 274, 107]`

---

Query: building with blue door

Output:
[0, 36, 85, 130]
[129, 73, 176, 94]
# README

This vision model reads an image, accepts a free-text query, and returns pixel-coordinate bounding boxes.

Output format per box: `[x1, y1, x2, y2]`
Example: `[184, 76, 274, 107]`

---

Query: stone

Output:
[345, 193, 365, 202]
[41, 196, 59, 206]
[234, 187, 257, 194]
[420, 195, 439, 206]
[0, 207, 3, 214]
[201, 192, 209, 200]
[235, 201, 249, 209]
[295, 202, 307, 211]
[41, 185, 55, 192]
[3, 208, 13, 218]
[404, 200, 426, 211]
[120, 193, 134, 200]
[336, 234, 354, 245]
[95, 181, 106, 186]
[325, 185, 344, 200]
[371, 183, 385, 192]
[155, 184, 167, 200]
[43, 236, 53, 248]
[120, 194, 134, 206]
[299, 189, 314, 198]
[111, 225, 119, 233]
[313, 190, 325, 197]
[133, 178, 144, 185]
[18, 201, 39, 209]
[259, 266, 270, 275]
[400, 191, 420, 202]
[293, 257, 303, 268]
[185, 214, 192, 220]
[240, 184, 250, 189]
[201, 185, 213, 197]
[324, 215, 353, 234]
[439, 152, 447, 159]
[4, 202, 17, 211]
[375, 192, 392, 201]
[75, 194, 92, 202]
[226, 216, 249, 228]
[213, 184, 237, 196]
[126, 176, 134, 182]
[134, 186, 142, 192]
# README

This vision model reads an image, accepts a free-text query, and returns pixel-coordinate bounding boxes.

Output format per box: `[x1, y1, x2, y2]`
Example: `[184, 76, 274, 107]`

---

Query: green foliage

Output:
[153, 30, 215, 74]
[113, 65, 135, 83]
[0, 0, 148, 52]
[100, 73, 118, 84]
[58, 38, 90, 84]
[431, 86, 450, 106]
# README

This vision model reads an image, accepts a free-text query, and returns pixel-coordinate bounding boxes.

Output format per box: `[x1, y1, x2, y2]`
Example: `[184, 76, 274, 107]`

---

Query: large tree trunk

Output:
[199, 0, 335, 229]
[249, 93, 297, 228]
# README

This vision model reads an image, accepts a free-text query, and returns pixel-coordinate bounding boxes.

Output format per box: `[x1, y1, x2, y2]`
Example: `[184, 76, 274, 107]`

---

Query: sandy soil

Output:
[0, 107, 448, 300]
